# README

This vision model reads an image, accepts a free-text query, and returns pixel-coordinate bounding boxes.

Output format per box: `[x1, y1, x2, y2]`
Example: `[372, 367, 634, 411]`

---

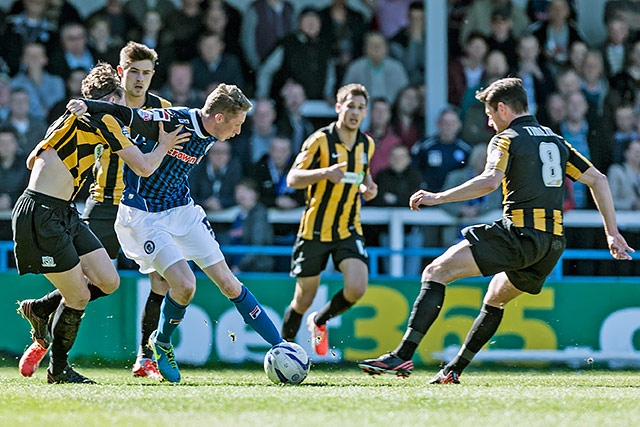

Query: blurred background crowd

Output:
[0, 0, 639, 275]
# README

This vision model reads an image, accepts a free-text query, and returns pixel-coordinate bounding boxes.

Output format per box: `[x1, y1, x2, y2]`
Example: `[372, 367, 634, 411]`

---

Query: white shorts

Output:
[115, 202, 225, 275]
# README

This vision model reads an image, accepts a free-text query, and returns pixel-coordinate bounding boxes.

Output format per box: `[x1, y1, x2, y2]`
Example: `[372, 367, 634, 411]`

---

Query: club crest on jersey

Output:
[144, 240, 155, 254]
[153, 110, 171, 121]
[360, 152, 368, 164]
[137, 109, 153, 121]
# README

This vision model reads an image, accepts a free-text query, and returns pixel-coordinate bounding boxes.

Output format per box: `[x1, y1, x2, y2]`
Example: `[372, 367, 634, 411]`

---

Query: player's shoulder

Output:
[144, 92, 172, 109]
[306, 125, 331, 146]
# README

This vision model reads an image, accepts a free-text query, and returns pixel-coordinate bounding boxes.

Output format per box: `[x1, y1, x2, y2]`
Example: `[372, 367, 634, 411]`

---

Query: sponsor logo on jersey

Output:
[153, 110, 171, 121]
[167, 148, 197, 164]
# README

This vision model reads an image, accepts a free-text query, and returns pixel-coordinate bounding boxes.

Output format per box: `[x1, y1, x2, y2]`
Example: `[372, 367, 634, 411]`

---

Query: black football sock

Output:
[49, 303, 84, 375]
[88, 283, 109, 300]
[394, 281, 445, 361]
[281, 305, 304, 341]
[30, 290, 63, 319]
[444, 303, 504, 375]
[314, 289, 354, 326]
[138, 290, 165, 359]
[31, 283, 108, 319]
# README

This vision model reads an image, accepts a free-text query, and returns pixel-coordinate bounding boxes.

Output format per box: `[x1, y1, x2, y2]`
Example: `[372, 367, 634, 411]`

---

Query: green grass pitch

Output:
[0, 363, 638, 427]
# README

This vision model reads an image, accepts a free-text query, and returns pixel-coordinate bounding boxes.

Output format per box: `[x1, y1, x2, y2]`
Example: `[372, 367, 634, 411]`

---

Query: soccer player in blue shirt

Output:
[67, 83, 283, 383]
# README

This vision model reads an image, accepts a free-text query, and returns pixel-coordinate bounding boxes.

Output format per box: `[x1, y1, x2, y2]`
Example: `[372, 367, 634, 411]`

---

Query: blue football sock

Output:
[230, 285, 283, 346]
[157, 292, 187, 344]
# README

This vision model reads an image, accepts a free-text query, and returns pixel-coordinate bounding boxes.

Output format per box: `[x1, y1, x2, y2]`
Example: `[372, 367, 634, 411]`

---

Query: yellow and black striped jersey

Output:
[487, 115, 592, 236]
[34, 111, 134, 201]
[294, 122, 375, 241]
[89, 92, 172, 204]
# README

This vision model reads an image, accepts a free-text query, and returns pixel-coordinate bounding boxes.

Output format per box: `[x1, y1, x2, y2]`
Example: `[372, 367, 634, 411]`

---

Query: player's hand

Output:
[158, 123, 189, 151]
[607, 233, 635, 260]
[409, 189, 438, 211]
[360, 181, 378, 201]
[324, 161, 347, 184]
[66, 99, 87, 116]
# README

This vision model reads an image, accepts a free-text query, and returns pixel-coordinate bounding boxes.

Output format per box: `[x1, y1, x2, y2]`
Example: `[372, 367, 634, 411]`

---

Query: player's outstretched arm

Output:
[117, 124, 190, 177]
[410, 168, 503, 211]
[579, 166, 635, 260]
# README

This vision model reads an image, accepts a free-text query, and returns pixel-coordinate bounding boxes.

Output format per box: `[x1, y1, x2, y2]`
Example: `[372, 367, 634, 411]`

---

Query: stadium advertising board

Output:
[2, 273, 639, 367]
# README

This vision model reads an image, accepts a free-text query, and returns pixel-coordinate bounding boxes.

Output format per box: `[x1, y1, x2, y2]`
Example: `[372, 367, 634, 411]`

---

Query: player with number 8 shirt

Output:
[358, 77, 634, 383]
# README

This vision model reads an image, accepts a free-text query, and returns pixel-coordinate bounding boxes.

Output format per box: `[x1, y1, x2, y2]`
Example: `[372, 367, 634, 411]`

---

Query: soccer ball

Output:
[264, 341, 310, 385]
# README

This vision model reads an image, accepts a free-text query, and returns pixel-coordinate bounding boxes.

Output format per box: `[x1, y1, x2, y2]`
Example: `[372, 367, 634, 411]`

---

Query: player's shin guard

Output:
[394, 281, 445, 360]
[231, 285, 283, 345]
[48, 303, 84, 375]
[444, 303, 504, 374]
[156, 293, 186, 344]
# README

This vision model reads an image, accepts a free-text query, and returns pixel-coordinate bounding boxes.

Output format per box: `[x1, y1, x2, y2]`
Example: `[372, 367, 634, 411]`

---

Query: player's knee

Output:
[96, 271, 120, 295]
[65, 286, 92, 308]
[149, 274, 170, 294]
[422, 262, 445, 283]
[292, 292, 315, 312]
[343, 283, 366, 302]
[171, 277, 196, 303]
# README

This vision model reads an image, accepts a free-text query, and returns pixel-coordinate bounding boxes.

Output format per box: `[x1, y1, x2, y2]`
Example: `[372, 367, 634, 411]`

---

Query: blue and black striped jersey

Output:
[84, 100, 217, 212]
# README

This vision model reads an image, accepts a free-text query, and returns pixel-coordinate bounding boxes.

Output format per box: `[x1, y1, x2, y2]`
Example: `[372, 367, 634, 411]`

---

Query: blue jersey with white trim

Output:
[84, 100, 217, 212]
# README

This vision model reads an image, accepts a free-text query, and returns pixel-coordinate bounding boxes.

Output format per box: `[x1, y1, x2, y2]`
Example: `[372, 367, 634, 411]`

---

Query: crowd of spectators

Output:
[0, 0, 639, 275]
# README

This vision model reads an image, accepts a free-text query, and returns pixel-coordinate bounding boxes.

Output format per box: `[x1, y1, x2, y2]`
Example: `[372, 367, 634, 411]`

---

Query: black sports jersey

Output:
[35, 111, 133, 200]
[293, 122, 375, 242]
[89, 92, 171, 204]
[487, 115, 592, 236]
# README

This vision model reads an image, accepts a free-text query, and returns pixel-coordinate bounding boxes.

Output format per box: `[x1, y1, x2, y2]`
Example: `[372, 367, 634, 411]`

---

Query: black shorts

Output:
[82, 197, 119, 259]
[463, 218, 566, 294]
[12, 190, 103, 275]
[290, 234, 369, 277]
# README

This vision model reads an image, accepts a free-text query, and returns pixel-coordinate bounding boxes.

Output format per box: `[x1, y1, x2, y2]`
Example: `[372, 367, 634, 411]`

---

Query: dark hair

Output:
[119, 41, 158, 69]
[409, 1, 424, 11]
[337, 83, 369, 105]
[464, 30, 488, 46]
[0, 126, 17, 139]
[236, 177, 260, 193]
[81, 62, 124, 100]
[475, 77, 529, 114]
